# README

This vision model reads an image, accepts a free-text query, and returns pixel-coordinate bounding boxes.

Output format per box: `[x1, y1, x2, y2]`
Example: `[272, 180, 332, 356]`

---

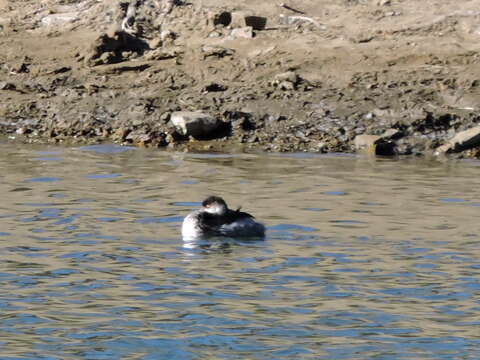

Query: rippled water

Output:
[1, 142, 480, 359]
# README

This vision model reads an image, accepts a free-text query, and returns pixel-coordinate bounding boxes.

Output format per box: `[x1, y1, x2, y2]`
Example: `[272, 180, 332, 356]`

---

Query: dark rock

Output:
[213, 12, 232, 27]
[245, 16, 267, 30]
[203, 83, 228, 92]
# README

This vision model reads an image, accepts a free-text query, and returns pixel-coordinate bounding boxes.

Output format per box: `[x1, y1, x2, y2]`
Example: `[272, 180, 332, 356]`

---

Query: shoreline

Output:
[2, 0, 480, 158]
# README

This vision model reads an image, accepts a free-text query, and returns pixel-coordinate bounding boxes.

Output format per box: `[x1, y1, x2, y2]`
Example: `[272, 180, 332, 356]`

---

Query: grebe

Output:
[182, 196, 265, 239]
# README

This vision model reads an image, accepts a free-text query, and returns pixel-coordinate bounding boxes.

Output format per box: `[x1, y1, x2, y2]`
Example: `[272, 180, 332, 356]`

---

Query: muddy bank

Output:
[2, 0, 480, 157]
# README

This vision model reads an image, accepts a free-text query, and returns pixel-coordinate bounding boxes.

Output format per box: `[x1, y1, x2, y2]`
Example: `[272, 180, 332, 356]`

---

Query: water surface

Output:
[1, 143, 480, 359]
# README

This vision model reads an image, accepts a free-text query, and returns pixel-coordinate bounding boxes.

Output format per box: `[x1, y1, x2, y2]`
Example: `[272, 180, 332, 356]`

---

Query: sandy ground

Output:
[2, 0, 480, 157]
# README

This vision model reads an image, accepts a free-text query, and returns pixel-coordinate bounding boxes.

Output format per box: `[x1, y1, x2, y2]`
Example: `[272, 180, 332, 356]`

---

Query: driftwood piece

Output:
[278, 2, 306, 15]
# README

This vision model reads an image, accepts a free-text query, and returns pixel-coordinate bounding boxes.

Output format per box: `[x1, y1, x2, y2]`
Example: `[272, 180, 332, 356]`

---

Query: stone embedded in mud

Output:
[99, 51, 116, 64]
[229, 26, 253, 39]
[144, 46, 183, 61]
[41, 13, 79, 26]
[435, 126, 480, 154]
[354, 134, 380, 151]
[381, 128, 402, 139]
[84, 31, 149, 66]
[354, 134, 394, 156]
[201, 45, 235, 58]
[170, 111, 223, 139]
[229, 12, 266, 30]
[245, 16, 267, 30]
[16, 127, 28, 135]
[230, 11, 251, 28]
[272, 71, 299, 90]
[0, 81, 15, 90]
[203, 83, 228, 92]
[274, 71, 298, 83]
[213, 11, 232, 27]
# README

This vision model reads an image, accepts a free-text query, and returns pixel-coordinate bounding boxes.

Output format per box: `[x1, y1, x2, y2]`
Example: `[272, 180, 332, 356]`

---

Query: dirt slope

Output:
[2, 0, 480, 157]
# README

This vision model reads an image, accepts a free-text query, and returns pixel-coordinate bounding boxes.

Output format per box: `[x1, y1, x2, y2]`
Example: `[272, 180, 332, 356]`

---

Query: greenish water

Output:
[0, 143, 480, 359]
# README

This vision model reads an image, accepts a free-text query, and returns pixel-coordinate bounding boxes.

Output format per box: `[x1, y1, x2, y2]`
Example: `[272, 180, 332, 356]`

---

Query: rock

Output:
[160, 112, 171, 123]
[0, 81, 15, 90]
[274, 71, 298, 84]
[354, 134, 380, 151]
[9, 61, 29, 73]
[381, 128, 402, 139]
[170, 111, 223, 139]
[41, 13, 79, 26]
[272, 71, 299, 90]
[203, 83, 228, 92]
[201, 45, 234, 58]
[230, 11, 252, 28]
[229, 26, 253, 39]
[213, 11, 232, 27]
[435, 126, 480, 154]
[144, 47, 183, 61]
[111, 128, 130, 141]
[84, 31, 149, 67]
[278, 81, 295, 91]
[354, 134, 394, 156]
[146, 31, 176, 49]
[229, 12, 266, 30]
[245, 16, 267, 30]
[99, 51, 116, 64]
[377, 0, 392, 5]
[161, 30, 176, 43]
[148, 37, 163, 49]
[126, 130, 152, 144]
[0, 16, 11, 31]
